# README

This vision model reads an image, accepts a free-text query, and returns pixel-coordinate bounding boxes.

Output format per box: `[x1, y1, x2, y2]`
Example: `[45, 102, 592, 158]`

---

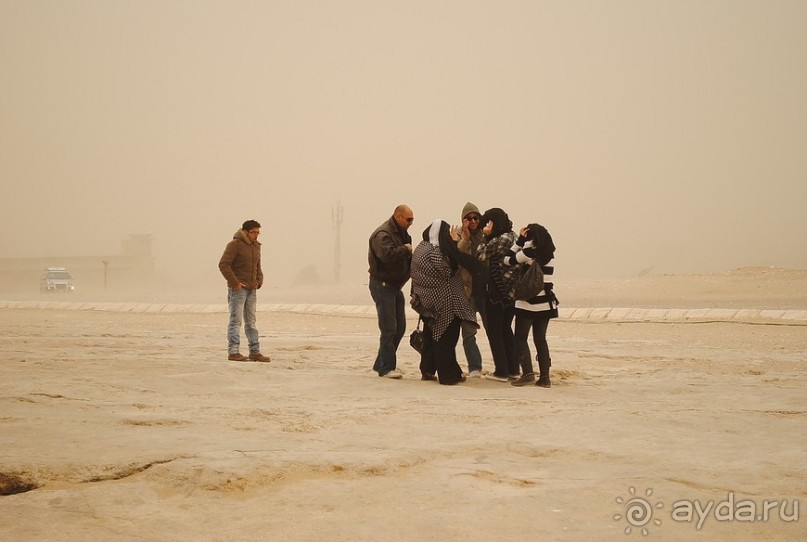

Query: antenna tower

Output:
[331, 200, 343, 284]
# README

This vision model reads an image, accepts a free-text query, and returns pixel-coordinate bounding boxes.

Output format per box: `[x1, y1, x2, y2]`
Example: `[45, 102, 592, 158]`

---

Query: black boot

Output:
[536, 355, 551, 387]
[510, 372, 535, 386]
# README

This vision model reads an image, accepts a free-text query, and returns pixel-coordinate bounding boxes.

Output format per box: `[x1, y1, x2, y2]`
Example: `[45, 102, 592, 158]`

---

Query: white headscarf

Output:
[428, 219, 444, 247]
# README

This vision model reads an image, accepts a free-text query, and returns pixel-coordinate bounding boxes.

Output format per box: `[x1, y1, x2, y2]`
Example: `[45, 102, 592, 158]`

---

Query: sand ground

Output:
[1, 269, 805, 541]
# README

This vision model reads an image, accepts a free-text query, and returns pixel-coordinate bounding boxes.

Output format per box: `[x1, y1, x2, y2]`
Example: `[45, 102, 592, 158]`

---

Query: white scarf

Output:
[428, 219, 444, 247]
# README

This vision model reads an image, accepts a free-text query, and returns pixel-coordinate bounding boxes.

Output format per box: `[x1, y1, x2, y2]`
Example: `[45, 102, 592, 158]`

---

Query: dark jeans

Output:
[369, 278, 406, 375]
[514, 309, 551, 377]
[419, 317, 464, 385]
[484, 298, 518, 377]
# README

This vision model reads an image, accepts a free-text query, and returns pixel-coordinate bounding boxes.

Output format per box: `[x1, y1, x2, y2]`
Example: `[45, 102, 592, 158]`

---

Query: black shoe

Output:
[536, 376, 551, 388]
[421, 374, 438, 381]
[510, 373, 535, 386]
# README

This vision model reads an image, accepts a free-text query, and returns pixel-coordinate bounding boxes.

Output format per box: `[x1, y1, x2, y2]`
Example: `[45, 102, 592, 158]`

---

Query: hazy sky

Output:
[2, 0, 805, 288]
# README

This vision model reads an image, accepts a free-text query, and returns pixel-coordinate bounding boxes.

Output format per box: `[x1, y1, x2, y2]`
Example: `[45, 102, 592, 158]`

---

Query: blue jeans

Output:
[460, 319, 483, 373]
[369, 278, 406, 375]
[227, 287, 259, 355]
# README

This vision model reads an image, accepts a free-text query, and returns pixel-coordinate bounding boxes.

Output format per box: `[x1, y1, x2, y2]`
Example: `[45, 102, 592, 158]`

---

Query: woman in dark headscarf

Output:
[410, 219, 482, 385]
[476, 208, 520, 382]
[504, 223, 558, 387]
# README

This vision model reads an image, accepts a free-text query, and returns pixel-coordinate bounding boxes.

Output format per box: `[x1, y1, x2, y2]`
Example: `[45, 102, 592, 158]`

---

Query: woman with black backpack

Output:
[504, 223, 558, 387]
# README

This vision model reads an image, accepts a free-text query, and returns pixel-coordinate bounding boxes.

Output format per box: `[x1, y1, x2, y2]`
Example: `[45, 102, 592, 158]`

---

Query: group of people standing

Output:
[367, 203, 558, 387]
[216, 206, 557, 389]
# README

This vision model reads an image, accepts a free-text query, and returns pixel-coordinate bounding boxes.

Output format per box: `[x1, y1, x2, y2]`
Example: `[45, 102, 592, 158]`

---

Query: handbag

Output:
[514, 262, 545, 301]
[409, 316, 425, 354]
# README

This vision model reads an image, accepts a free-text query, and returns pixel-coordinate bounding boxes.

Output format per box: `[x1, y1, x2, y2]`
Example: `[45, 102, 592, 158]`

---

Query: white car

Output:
[40, 267, 75, 293]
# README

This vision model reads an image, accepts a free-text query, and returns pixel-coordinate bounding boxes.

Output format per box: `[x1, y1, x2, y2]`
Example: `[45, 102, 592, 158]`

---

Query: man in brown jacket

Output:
[218, 219, 270, 362]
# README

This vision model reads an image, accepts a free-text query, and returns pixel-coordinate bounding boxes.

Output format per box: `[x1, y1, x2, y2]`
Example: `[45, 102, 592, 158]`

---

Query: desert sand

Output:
[1, 268, 805, 541]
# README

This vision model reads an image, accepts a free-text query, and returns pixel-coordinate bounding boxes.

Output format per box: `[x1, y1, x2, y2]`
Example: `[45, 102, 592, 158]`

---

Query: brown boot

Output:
[228, 353, 248, 361]
[248, 352, 271, 362]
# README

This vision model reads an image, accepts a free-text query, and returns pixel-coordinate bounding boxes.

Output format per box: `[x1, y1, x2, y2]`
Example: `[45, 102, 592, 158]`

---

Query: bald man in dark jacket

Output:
[367, 204, 414, 378]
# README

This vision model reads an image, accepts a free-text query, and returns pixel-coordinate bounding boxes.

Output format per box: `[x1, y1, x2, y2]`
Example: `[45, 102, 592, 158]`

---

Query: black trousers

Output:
[513, 309, 551, 377]
[419, 317, 464, 385]
[484, 298, 518, 377]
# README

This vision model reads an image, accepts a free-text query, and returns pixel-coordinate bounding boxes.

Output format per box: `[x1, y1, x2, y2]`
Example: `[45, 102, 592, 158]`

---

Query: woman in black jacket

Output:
[476, 208, 520, 382]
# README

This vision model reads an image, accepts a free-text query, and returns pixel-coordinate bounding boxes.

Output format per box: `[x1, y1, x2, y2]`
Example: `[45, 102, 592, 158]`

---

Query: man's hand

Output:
[461, 218, 472, 239]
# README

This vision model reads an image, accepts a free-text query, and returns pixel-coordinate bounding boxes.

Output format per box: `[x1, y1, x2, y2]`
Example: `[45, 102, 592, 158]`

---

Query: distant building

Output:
[0, 234, 155, 293]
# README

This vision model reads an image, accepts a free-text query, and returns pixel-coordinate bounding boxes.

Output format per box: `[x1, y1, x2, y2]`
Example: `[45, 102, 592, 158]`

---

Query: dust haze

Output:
[2, 1, 806, 296]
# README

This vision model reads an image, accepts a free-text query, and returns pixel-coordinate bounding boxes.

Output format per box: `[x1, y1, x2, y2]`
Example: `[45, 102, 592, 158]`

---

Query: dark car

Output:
[40, 267, 75, 293]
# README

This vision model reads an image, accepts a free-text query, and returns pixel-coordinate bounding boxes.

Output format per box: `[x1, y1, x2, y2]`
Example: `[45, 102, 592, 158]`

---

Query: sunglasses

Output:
[464, 215, 480, 222]
[406, 217, 414, 224]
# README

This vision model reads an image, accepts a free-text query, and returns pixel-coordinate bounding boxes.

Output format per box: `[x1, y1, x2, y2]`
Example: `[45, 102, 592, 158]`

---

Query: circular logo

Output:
[614, 487, 664, 535]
